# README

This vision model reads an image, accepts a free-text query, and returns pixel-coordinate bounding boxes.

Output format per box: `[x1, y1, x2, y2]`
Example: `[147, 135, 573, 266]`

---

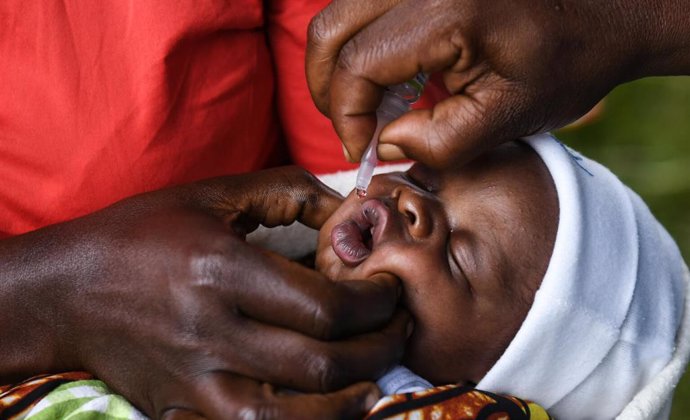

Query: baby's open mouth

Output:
[330, 199, 389, 266]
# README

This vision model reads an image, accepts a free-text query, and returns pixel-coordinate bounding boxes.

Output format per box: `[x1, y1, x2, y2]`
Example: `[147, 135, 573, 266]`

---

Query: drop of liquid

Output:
[356, 188, 367, 198]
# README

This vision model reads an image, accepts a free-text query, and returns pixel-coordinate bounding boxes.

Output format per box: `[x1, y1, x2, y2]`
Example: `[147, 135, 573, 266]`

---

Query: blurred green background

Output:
[555, 76, 690, 419]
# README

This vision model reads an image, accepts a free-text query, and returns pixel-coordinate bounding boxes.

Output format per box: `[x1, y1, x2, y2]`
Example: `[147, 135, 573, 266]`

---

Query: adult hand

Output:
[0, 167, 407, 419]
[307, 0, 689, 168]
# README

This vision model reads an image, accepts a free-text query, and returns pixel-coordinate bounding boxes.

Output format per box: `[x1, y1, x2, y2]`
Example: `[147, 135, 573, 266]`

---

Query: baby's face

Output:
[316, 142, 558, 385]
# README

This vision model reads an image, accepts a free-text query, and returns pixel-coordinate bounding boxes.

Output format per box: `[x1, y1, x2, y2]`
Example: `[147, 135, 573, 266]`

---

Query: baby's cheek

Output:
[364, 246, 420, 281]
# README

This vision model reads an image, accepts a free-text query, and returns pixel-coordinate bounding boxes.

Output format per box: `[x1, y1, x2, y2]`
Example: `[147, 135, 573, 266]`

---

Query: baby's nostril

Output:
[405, 210, 417, 225]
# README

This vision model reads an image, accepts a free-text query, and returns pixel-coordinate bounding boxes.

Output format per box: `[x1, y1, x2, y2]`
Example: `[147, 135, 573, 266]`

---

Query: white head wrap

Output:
[477, 134, 687, 419]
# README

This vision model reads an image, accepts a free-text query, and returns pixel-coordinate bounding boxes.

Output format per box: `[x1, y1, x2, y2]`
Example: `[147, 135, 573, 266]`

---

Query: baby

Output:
[309, 134, 689, 419]
[318, 139, 558, 386]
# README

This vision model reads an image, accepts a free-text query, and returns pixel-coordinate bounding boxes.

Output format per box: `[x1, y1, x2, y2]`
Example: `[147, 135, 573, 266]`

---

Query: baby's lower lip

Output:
[330, 220, 371, 266]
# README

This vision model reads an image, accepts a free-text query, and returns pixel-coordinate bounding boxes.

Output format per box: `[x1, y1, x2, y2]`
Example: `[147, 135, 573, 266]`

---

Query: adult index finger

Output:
[240, 167, 344, 231]
[213, 309, 410, 392]
[193, 167, 344, 231]
[306, 0, 403, 116]
[328, 1, 472, 162]
[223, 245, 401, 340]
[200, 234, 400, 339]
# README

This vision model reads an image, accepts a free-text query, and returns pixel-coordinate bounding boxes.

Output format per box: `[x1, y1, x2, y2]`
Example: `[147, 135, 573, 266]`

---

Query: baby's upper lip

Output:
[360, 198, 392, 249]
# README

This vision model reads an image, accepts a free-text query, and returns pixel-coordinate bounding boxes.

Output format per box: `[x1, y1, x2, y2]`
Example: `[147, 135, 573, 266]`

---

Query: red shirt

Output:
[0, 0, 444, 238]
[1, 0, 284, 237]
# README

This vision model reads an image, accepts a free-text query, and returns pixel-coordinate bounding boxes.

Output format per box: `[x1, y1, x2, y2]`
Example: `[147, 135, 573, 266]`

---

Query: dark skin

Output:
[316, 142, 558, 385]
[0, 166, 408, 420]
[306, 0, 690, 168]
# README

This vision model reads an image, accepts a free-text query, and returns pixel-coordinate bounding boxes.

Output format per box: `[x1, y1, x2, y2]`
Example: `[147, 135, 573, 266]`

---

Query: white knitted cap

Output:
[477, 134, 686, 419]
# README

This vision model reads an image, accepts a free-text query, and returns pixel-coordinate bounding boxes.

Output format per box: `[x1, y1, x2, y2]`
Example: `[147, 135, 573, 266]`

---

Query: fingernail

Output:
[406, 320, 414, 338]
[377, 143, 407, 161]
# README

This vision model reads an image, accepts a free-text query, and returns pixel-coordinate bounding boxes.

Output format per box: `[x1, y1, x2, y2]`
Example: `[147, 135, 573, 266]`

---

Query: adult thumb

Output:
[378, 89, 523, 169]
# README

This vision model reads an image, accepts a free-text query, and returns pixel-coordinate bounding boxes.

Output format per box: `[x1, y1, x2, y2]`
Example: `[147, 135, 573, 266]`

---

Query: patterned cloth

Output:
[366, 384, 552, 420]
[1, 372, 92, 419]
[2, 373, 551, 420]
[0, 373, 145, 420]
[21, 380, 146, 420]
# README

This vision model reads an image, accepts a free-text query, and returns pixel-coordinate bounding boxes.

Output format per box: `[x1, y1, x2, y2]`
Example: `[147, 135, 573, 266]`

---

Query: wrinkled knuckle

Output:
[424, 123, 454, 168]
[307, 12, 335, 49]
[310, 300, 346, 340]
[337, 37, 370, 76]
[282, 165, 323, 206]
[308, 350, 346, 392]
[187, 250, 227, 289]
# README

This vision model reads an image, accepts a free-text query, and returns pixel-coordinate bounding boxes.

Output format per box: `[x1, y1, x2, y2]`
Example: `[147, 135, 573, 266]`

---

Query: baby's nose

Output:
[394, 186, 433, 239]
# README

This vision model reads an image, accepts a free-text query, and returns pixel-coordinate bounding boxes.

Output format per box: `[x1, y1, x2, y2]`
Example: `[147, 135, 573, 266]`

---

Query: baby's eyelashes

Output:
[405, 165, 440, 192]
[446, 229, 479, 297]
[402, 172, 431, 192]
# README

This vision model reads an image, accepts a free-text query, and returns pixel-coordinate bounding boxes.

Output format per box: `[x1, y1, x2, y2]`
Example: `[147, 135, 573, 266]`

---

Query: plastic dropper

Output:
[355, 74, 427, 198]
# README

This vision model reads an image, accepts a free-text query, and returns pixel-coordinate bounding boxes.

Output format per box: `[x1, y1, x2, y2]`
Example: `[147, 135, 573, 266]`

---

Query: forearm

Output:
[0, 225, 82, 382]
